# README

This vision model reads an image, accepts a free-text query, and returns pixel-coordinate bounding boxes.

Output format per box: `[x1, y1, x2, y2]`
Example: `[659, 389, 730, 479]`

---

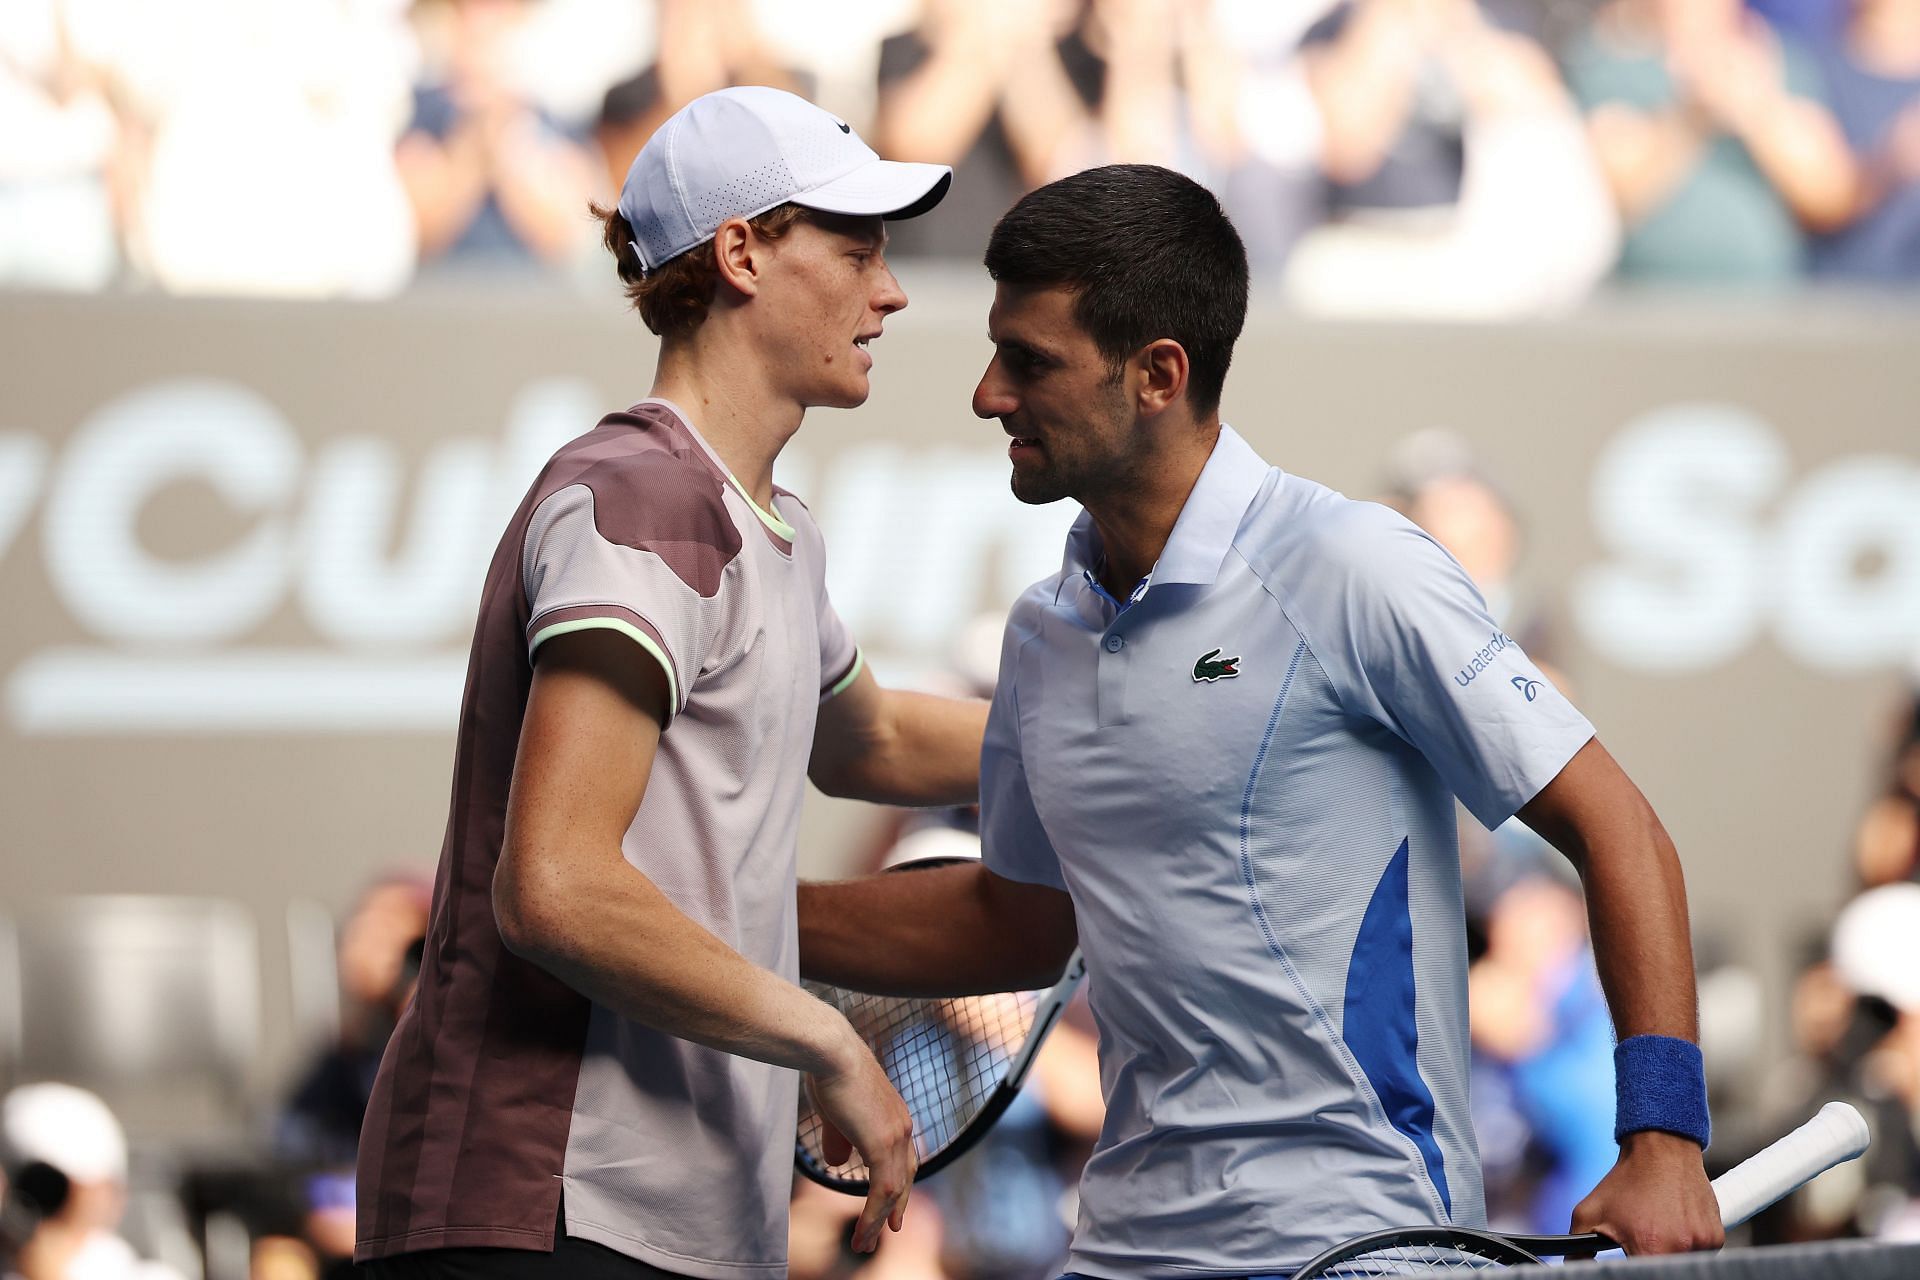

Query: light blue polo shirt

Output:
[980, 426, 1595, 1277]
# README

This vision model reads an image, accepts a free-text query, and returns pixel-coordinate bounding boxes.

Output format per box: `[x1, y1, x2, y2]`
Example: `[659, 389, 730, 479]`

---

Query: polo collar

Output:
[1059, 424, 1273, 594]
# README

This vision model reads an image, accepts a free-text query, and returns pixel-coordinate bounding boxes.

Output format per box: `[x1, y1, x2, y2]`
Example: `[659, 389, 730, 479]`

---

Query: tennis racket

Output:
[1291, 1100, 1872, 1276]
[794, 863, 1086, 1194]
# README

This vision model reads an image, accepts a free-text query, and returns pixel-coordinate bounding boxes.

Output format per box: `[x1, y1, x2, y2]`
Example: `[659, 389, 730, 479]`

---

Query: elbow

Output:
[809, 732, 896, 803]
[1019, 943, 1077, 992]
[492, 851, 565, 964]
[807, 756, 862, 801]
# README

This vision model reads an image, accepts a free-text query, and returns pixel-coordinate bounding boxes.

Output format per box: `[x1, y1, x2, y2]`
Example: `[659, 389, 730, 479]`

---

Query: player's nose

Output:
[873, 263, 906, 316]
[973, 357, 1017, 420]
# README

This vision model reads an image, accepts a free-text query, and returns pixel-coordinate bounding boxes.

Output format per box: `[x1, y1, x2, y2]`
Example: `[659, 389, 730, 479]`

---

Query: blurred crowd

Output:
[6, 0, 1920, 311]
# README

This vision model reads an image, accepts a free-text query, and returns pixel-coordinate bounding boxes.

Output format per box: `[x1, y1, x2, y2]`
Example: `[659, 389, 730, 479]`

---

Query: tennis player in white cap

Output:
[357, 86, 985, 1280]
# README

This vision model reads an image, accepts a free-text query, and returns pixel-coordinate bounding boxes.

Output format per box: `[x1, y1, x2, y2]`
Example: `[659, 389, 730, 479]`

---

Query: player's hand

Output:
[806, 1028, 918, 1253]
[1571, 1130, 1724, 1256]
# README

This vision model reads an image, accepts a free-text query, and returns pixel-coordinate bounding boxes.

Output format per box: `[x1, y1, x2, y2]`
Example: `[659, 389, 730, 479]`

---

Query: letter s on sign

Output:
[1574, 405, 1785, 673]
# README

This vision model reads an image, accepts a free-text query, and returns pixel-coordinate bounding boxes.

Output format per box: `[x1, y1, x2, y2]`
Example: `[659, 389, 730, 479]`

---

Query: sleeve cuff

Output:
[821, 648, 864, 701]
[528, 605, 680, 721]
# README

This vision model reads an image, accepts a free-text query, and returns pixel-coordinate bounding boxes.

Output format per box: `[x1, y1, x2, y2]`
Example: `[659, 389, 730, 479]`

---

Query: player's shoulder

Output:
[536, 419, 738, 554]
[1238, 474, 1444, 595]
[1004, 570, 1069, 638]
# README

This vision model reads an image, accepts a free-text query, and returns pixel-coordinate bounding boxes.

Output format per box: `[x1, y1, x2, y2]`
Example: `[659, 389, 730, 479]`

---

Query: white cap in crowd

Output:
[617, 86, 951, 273]
[1833, 882, 1920, 1012]
[2, 1082, 129, 1184]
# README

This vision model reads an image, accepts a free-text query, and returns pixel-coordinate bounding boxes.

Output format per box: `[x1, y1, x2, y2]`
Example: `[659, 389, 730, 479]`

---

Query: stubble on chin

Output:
[1009, 464, 1073, 506]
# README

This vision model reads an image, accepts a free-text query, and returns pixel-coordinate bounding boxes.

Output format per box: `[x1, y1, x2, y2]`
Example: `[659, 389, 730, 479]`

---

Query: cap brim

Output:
[790, 160, 952, 222]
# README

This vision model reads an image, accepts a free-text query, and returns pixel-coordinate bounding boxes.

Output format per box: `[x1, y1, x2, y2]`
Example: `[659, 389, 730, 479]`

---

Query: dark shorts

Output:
[360, 1207, 692, 1280]
[359, 1238, 686, 1280]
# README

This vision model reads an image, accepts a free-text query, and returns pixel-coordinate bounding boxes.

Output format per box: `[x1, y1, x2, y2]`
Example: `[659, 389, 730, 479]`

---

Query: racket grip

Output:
[1709, 1101, 1869, 1229]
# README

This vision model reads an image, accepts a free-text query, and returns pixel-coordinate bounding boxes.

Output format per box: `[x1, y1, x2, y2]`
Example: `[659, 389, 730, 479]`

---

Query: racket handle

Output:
[1710, 1101, 1869, 1229]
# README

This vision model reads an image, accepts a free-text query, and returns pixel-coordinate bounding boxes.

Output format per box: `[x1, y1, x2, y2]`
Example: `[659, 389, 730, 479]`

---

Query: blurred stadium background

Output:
[3, 0, 1920, 1277]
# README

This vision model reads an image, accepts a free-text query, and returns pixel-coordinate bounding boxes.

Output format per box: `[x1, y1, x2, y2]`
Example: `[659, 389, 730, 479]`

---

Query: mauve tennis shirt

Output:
[357, 398, 860, 1278]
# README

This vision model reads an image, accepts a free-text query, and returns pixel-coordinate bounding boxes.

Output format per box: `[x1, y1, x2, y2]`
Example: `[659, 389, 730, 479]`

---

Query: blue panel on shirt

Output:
[1343, 837, 1451, 1216]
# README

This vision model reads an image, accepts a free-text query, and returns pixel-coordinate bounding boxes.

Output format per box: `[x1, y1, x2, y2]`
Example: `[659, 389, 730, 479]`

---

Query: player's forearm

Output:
[1554, 797, 1699, 1042]
[496, 850, 858, 1076]
[818, 689, 986, 807]
[799, 863, 1071, 996]
[1519, 740, 1701, 1043]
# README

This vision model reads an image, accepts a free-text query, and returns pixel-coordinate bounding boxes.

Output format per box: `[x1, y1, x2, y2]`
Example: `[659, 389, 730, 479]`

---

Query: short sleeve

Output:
[1295, 504, 1595, 831]
[521, 479, 734, 725]
[817, 592, 861, 702]
[978, 602, 1067, 893]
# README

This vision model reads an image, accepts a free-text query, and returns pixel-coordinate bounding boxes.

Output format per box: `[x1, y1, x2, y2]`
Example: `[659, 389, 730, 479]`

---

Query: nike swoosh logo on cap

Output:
[837, 122, 850, 133]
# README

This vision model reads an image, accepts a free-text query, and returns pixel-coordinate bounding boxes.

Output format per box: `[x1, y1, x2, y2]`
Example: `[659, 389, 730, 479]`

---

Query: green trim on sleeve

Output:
[824, 648, 865, 700]
[530, 617, 680, 716]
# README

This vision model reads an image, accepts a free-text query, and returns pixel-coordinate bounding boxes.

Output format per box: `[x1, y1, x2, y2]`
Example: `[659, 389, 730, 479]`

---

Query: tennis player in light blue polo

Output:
[982, 419, 1594, 1271]
[798, 165, 1723, 1275]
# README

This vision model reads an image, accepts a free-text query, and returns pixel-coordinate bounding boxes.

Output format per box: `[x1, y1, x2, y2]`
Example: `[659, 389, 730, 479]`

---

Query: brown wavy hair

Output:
[592, 202, 813, 338]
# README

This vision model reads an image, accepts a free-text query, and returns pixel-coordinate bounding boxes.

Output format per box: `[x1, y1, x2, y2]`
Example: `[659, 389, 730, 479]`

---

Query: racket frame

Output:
[1291, 1100, 1871, 1276]
[795, 947, 1087, 1193]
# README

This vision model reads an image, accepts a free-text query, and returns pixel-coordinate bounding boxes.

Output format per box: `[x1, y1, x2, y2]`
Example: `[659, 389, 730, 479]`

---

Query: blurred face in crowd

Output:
[736, 213, 907, 411]
[1406, 475, 1519, 592]
[340, 881, 429, 1009]
[975, 283, 1143, 506]
[431, 0, 527, 93]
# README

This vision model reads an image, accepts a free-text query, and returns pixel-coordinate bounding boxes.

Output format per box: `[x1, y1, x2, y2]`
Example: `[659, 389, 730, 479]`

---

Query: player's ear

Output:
[1135, 339, 1189, 418]
[713, 219, 761, 299]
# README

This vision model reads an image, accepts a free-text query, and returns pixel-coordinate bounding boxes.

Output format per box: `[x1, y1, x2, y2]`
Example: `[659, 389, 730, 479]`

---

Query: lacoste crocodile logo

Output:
[1193, 649, 1241, 682]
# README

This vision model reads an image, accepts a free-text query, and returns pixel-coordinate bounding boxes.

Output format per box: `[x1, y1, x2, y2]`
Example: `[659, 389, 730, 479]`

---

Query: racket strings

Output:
[795, 984, 1041, 1181]
[1310, 1244, 1523, 1275]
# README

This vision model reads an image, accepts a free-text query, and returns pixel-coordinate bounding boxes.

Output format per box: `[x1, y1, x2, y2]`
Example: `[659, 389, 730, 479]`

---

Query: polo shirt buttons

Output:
[1104, 634, 1125, 653]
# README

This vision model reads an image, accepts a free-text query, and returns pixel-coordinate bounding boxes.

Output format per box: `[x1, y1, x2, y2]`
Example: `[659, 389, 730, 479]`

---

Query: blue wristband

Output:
[1613, 1034, 1710, 1149]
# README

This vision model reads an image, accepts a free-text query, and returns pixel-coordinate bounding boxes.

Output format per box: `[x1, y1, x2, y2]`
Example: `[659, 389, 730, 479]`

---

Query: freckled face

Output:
[973, 283, 1140, 506]
[754, 215, 908, 410]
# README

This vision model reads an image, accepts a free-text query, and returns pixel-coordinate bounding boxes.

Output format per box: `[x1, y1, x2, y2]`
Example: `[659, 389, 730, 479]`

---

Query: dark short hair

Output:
[591, 202, 814, 338]
[984, 165, 1249, 415]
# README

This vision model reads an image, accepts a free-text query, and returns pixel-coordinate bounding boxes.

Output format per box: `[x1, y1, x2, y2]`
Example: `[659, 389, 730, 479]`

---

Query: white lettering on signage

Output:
[6, 378, 1074, 733]
[0, 434, 47, 562]
[45, 379, 303, 643]
[1576, 404, 1920, 672]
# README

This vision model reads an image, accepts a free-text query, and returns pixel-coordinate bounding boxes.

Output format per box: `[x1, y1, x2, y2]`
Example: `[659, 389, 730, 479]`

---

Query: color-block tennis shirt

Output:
[980, 426, 1595, 1277]
[357, 398, 860, 1278]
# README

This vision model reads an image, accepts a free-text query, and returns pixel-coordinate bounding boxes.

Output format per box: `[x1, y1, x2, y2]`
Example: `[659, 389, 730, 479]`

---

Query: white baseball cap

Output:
[618, 86, 952, 273]
[1833, 882, 1920, 1011]
[3, 1083, 128, 1184]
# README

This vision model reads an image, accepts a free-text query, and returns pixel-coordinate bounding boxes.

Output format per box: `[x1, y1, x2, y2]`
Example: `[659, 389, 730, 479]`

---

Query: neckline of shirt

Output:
[1062, 424, 1274, 607]
[635, 396, 800, 544]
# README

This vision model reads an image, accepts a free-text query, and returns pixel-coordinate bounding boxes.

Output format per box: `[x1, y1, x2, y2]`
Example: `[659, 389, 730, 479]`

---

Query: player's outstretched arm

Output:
[808, 662, 988, 807]
[1517, 738, 1723, 1257]
[799, 861, 1075, 998]
[493, 628, 915, 1247]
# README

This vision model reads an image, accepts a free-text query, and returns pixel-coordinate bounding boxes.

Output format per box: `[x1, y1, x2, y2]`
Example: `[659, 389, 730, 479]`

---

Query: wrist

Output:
[1619, 1128, 1703, 1158]
[1614, 1033, 1711, 1150]
[802, 1007, 865, 1080]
